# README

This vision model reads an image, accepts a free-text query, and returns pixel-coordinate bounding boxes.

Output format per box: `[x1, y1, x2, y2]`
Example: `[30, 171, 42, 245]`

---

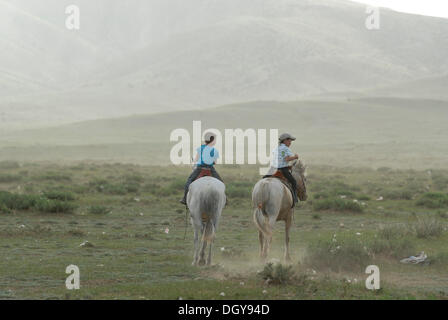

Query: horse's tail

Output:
[200, 188, 220, 243]
[253, 182, 272, 237]
[202, 220, 215, 244]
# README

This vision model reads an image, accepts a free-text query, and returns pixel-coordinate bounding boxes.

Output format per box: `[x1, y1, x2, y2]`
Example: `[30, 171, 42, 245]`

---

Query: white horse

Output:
[187, 176, 226, 266]
[252, 160, 307, 262]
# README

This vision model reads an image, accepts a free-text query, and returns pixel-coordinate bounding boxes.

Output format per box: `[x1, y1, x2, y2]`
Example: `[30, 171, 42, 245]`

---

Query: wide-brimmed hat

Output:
[204, 132, 215, 142]
[279, 133, 296, 142]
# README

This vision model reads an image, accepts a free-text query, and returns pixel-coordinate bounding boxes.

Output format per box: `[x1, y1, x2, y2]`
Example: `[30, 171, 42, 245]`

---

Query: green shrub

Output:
[35, 172, 72, 182]
[357, 194, 371, 201]
[34, 199, 77, 214]
[0, 191, 76, 213]
[369, 238, 415, 258]
[377, 224, 410, 240]
[0, 191, 39, 210]
[43, 191, 76, 201]
[313, 198, 364, 213]
[411, 218, 444, 239]
[102, 184, 127, 195]
[432, 175, 448, 190]
[0, 203, 11, 214]
[123, 182, 140, 193]
[437, 211, 448, 219]
[88, 205, 110, 215]
[259, 263, 295, 285]
[416, 193, 448, 209]
[431, 252, 448, 266]
[383, 189, 415, 200]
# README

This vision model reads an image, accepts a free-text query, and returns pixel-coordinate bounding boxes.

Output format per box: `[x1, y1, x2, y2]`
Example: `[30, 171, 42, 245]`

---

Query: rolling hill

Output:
[1, 0, 448, 130]
[1, 97, 447, 168]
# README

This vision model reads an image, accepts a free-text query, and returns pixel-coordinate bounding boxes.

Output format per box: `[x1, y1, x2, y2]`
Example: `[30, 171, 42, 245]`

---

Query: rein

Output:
[183, 206, 188, 240]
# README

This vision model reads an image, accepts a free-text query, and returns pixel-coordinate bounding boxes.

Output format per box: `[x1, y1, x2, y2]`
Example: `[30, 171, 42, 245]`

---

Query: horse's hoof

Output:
[198, 259, 206, 266]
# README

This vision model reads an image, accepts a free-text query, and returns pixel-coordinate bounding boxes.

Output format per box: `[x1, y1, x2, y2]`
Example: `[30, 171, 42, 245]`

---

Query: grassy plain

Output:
[0, 161, 447, 299]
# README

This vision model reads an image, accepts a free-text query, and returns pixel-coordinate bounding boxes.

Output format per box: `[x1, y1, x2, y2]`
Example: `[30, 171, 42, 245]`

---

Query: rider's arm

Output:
[285, 154, 299, 162]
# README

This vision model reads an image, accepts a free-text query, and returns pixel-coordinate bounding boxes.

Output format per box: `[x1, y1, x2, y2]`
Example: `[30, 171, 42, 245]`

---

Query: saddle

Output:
[263, 167, 297, 207]
[194, 167, 212, 182]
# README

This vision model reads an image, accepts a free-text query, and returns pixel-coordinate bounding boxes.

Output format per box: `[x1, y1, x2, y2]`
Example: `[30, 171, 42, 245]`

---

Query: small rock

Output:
[79, 240, 94, 248]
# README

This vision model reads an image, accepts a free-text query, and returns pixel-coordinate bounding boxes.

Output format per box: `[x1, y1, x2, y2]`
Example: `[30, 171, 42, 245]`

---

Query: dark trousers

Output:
[279, 167, 298, 202]
[182, 165, 223, 200]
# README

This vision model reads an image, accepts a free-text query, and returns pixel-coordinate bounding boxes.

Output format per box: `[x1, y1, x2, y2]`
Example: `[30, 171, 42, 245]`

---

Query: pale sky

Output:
[350, 0, 448, 18]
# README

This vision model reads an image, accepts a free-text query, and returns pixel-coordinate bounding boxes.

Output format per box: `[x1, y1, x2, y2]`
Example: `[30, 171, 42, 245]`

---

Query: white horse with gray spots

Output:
[187, 176, 226, 266]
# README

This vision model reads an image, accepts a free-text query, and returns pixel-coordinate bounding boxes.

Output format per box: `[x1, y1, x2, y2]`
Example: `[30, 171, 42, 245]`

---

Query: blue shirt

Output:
[271, 143, 293, 168]
[196, 145, 219, 166]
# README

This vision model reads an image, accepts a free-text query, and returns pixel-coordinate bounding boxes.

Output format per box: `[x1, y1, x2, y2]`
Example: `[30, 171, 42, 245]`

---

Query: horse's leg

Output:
[192, 225, 200, 265]
[199, 240, 207, 266]
[198, 223, 207, 266]
[262, 235, 271, 261]
[284, 213, 292, 263]
[206, 241, 213, 266]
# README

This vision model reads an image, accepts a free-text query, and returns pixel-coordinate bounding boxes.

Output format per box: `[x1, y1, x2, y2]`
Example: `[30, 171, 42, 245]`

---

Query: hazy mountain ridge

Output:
[1, 0, 448, 130]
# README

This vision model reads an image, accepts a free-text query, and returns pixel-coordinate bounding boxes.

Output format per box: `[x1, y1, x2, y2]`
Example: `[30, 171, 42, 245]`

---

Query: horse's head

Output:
[291, 159, 307, 201]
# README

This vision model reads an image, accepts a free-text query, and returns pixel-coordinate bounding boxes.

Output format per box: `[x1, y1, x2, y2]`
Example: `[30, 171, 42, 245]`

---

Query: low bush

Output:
[0, 191, 76, 214]
[411, 218, 444, 239]
[369, 238, 415, 258]
[416, 192, 448, 209]
[35, 172, 72, 182]
[88, 205, 110, 215]
[302, 236, 371, 272]
[259, 263, 295, 285]
[43, 191, 76, 201]
[34, 198, 77, 214]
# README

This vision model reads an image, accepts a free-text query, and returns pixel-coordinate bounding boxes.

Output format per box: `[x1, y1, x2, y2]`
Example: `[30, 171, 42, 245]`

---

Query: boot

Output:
[179, 193, 187, 205]
[292, 192, 298, 208]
